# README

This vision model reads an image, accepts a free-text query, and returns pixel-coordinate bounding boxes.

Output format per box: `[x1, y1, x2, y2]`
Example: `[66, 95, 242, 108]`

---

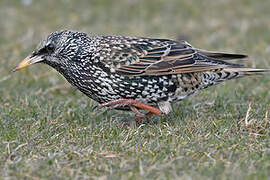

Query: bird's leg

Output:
[97, 98, 164, 117]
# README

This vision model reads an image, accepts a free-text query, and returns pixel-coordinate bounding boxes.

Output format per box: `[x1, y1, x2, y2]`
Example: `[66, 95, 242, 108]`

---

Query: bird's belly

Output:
[70, 73, 174, 104]
[69, 72, 208, 106]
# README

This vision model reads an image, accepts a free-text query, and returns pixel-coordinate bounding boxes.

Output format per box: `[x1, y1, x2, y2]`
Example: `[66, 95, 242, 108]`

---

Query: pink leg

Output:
[98, 98, 164, 117]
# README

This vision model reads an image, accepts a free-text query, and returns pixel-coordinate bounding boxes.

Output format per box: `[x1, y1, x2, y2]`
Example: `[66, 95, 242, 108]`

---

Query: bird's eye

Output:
[46, 43, 55, 53]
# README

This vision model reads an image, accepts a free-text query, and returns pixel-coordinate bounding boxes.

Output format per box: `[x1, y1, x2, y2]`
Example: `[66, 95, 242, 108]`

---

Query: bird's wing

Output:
[97, 37, 247, 76]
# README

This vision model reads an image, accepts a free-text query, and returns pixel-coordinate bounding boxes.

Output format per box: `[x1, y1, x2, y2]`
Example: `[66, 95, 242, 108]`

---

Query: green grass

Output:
[1, 0, 270, 179]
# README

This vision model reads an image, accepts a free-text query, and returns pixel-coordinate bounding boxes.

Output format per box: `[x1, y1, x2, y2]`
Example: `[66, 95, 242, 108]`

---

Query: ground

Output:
[0, 0, 270, 179]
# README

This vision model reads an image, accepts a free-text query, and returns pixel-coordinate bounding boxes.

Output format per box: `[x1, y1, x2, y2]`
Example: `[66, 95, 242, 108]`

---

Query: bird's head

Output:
[13, 30, 91, 72]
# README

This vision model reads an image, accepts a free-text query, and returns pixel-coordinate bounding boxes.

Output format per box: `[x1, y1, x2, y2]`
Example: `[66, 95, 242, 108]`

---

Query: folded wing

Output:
[97, 37, 250, 76]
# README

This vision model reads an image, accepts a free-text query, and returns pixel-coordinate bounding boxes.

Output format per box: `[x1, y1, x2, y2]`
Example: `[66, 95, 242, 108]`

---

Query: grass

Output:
[0, 0, 270, 179]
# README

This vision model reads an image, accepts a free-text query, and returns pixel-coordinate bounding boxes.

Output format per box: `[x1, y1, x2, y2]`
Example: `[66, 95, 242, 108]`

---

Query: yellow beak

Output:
[12, 55, 43, 72]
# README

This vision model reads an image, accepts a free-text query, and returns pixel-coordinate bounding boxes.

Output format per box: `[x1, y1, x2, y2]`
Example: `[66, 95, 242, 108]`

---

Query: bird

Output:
[13, 30, 268, 123]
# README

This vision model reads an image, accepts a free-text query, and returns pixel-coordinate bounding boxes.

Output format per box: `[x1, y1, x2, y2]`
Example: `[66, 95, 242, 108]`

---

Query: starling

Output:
[13, 30, 268, 122]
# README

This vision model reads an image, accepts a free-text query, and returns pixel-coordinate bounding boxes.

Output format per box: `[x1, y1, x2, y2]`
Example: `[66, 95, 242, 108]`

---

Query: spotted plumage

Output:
[13, 30, 268, 120]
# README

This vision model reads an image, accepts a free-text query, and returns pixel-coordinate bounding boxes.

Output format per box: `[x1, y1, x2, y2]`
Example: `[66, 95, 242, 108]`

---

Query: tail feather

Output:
[223, 67, 270, 76]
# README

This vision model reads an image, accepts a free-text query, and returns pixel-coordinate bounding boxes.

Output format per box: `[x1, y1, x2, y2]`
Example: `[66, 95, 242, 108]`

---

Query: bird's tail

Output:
[223, 67, 269, 77]
[204, 67, 269, 86]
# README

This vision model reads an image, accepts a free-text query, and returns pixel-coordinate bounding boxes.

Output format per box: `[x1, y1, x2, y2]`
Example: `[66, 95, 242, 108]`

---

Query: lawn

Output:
[0, 0, 270, 179]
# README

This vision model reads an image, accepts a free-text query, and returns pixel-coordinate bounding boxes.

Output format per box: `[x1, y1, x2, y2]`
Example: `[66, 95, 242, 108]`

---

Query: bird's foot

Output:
[134, 112, 155, 124]
[112, 112, 156, 127]
[97, 98, 165, 117]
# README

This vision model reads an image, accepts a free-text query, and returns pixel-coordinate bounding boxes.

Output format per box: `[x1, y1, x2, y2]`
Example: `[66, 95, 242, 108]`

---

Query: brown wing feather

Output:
[198, 50, 248, 60]
[98, 37, 245, 76]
